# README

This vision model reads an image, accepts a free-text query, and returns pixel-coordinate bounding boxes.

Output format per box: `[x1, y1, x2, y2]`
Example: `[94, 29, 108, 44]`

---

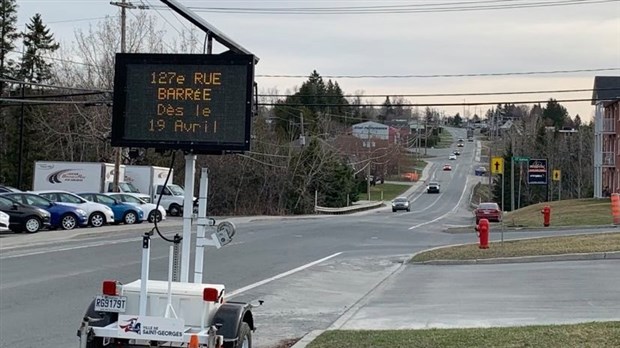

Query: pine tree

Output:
[19, 13, 59, 83]
[0, 0, 19, 93]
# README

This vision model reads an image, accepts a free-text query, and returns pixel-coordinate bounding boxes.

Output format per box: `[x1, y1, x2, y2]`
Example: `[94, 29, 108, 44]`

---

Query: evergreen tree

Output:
[542, 99, 569, 129]
[19, 13, 59, 83]
[0, 0, 19, 91]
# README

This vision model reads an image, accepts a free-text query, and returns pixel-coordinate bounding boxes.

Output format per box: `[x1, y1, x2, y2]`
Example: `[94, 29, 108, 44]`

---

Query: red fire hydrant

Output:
[477, 218, 490, 249]
[542, 205, 551, 227]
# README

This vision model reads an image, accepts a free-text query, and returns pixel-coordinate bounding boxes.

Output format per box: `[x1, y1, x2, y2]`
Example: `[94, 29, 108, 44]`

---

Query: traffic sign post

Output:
[553, 169, 561, 200]
[491, 157, 504, 175]
[511, 156, 530, 212]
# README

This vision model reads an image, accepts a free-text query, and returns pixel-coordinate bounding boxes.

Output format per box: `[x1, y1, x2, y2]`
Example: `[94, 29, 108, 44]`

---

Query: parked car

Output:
[0, 211, 9, 232]
[391, 197, 410, 212]
[474, 166, 487, 176]
[1, 192, 88, 230]
[0, 185, 21, 193]
[474, 202, 503, 223]
[443, 164, 452, 171]
[78, 192, 145, 224]
[427, 182, 441, 194]
[449, 154, 457, 160]
[0, 195, 51, 233]
[106, 193, 166, 223]
[33, 190, 114, 227]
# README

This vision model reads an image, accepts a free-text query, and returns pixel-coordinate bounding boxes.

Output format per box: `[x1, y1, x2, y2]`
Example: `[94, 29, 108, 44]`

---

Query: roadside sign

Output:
[553, 169, 561, 181]
[528, 159, 548, 184]
[513, 156, 530, 162]
[491, 157, 504, 174]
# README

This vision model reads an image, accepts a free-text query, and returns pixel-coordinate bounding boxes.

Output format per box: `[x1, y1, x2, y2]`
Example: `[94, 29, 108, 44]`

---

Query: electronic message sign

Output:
[111, 53, 255, 153]
[528, 159, 548, 184]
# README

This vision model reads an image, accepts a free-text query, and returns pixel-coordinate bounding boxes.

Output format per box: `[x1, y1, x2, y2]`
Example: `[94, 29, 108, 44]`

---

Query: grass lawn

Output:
[434, 128, 453, 149]
[411, 232, 620, 262]
[505, 198, 612, 227]
[367, 183, 412, 201]
[307, 322, 620, 348]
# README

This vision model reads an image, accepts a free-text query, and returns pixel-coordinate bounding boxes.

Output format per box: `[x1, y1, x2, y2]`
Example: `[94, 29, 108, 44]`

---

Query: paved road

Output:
[1, 129, 616, 347]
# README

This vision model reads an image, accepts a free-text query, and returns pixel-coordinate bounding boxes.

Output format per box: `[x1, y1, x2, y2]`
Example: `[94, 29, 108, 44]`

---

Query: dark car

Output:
[474, 166, 487, 176]
[474, 202, 503, 223]
[1, 192, 88, 230]
[0, 195, 51, 233]
[391, 197, 410, 212]
[427, 182, 441, 194]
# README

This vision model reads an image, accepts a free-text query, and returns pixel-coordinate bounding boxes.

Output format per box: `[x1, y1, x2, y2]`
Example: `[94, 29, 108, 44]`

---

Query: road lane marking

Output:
[409, 176, 470, 230]
[225, 252, 343, 298]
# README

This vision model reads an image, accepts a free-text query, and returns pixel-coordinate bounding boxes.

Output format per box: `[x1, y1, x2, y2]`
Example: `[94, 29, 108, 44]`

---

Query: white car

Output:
[0, 211, 9, 232]
[33, 190, 115, 227]
[449, 154, 457, 160]
[106, 193, 167, 223]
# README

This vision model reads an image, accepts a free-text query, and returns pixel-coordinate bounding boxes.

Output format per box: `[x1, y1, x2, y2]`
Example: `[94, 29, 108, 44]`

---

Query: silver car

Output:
[391, 197, 410, 212]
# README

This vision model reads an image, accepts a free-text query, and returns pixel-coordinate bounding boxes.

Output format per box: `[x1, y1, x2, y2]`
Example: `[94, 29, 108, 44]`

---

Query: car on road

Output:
[78, 193, 146, 224]
[474, 202, 503, 223]
[34, 190, 115, 227]
[391, 197, 410, 212]
[443, 164, 452, 171]
[474, 166, 487, 176]
[427, 182, 441, 194]
[1, 192, 88, 230]
[106, 193, 166, 223]
[457, 143, 464, 147]
[449, 154, 457, 160]
[0, 211, 9, 232]
[0, 195, 51, 233]
[453, 150, 461, 156]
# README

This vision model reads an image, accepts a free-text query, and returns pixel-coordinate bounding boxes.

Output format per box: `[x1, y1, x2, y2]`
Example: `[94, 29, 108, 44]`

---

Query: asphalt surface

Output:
[1, 128, 617, 348]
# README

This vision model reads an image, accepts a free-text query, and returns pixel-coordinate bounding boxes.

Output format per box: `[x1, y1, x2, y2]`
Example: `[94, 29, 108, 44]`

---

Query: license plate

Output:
[95, 295, 127, 313]
[483, 210, 490, 214]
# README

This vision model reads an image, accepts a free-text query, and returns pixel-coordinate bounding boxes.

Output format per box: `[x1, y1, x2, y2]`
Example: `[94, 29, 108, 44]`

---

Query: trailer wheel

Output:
[148, 210, 162, 223]
[236, 322, 252, 348]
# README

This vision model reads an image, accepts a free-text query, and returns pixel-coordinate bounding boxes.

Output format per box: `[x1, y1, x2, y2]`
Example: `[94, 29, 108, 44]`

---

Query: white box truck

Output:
[124, 165, 191, 216]
[33, 161, 144, 196]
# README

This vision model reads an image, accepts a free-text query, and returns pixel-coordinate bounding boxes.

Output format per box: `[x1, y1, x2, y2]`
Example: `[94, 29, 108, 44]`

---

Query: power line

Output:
[257, 67, 620, 79]
[0, 77, 112, 93]
[150, 0, 618, 14]
[259, 97, 606, 108]
[258, 87, 620, 98]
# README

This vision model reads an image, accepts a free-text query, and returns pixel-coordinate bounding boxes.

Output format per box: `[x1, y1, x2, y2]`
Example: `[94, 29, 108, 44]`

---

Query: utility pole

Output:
[299, 111, 305, 147]
[110, 0, 147, 191]
[367, 126, 371, 201]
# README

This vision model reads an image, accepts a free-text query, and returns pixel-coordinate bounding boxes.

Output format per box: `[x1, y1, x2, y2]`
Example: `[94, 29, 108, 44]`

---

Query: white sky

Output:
[16, 0, 620, 122]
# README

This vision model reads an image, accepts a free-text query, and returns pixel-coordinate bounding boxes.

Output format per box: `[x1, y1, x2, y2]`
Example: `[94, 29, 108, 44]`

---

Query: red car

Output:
[474, 202, 502, 223]
[443, 164, 452, 171]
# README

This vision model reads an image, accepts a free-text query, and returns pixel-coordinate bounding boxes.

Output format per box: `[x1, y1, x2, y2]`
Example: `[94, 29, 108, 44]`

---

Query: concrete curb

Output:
[290, 260, 408, 348]
[412, 251, 620, 265]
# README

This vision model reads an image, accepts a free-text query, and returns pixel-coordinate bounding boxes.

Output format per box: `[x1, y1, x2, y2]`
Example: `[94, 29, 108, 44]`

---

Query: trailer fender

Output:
[81, 298, 118, 328]
[212, 302, 254, 339]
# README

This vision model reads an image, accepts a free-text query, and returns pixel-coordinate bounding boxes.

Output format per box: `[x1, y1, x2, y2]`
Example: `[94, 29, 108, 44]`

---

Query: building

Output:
[351, 121, 401, 147]
[592, 76, 620, 197]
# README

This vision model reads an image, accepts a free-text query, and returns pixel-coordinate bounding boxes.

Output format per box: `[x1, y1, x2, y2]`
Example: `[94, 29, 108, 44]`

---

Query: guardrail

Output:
[315, 201, 384, 214]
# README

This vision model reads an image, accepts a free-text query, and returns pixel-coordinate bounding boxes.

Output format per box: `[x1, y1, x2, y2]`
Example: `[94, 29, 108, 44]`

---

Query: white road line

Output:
[225, 252, 343, 298]
[0, 234, 245, 260]
[409, 175, 470, 230]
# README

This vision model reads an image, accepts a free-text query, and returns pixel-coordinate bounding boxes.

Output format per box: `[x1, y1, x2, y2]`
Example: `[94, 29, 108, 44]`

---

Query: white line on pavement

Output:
[225, 252, 343, 298]
[409, 175, 470, 230]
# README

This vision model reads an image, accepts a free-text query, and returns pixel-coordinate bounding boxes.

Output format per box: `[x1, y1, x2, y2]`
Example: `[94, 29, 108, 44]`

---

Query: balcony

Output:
[603, 151, 615, 167]
[602, 118, 615, 133]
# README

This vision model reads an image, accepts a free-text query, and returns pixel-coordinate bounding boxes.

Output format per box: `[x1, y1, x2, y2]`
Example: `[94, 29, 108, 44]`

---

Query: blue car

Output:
[1, 192, 88, 230]
[78, 193, 145, 224]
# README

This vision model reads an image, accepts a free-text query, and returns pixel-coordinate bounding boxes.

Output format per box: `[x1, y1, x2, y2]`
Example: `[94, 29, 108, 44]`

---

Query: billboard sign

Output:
[528, 159, 548, 184]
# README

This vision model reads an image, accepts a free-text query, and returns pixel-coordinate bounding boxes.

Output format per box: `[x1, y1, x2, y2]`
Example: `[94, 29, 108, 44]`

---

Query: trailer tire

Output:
[237, 322, 252, 348]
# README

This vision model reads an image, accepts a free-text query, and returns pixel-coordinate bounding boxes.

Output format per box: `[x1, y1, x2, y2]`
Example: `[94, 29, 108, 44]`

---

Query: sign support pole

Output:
[180, 153, 196, 283]
[511, 157, 514, 212]
[501, 173, 505, 213]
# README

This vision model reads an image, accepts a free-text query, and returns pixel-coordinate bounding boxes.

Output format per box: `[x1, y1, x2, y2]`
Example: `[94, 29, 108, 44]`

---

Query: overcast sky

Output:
[17, 0, 620, 122]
